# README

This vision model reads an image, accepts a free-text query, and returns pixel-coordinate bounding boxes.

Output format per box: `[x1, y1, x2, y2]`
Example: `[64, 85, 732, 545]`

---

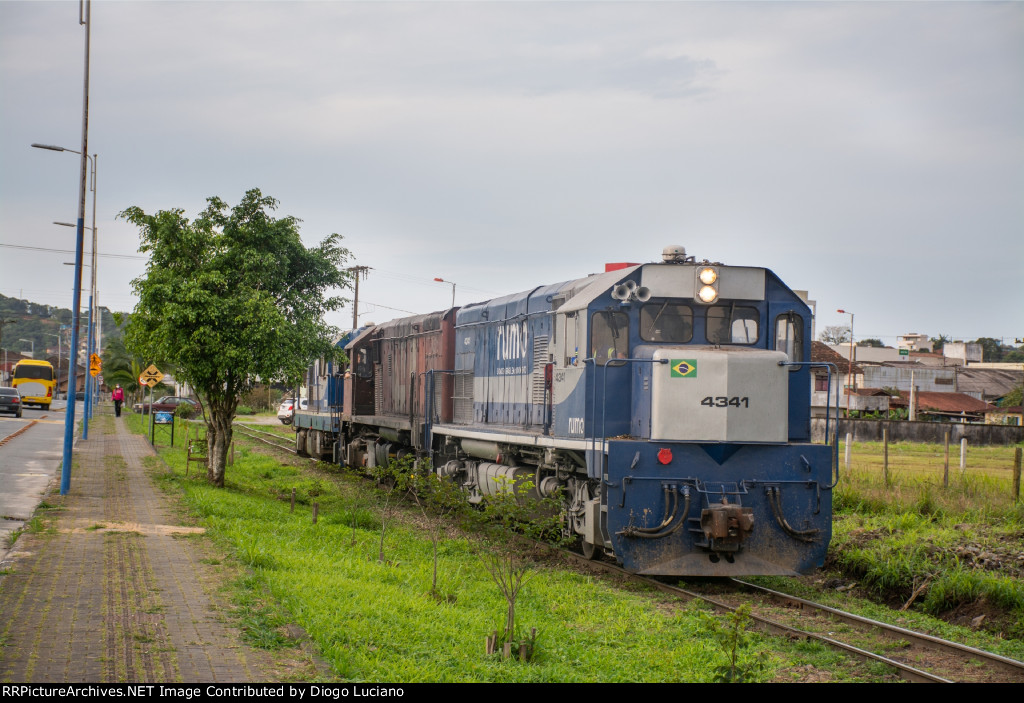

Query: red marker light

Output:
[657, 448, 673, 465]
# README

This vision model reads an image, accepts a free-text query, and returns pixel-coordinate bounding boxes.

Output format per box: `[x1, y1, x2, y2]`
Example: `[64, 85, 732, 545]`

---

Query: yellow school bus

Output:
[12, 359, 55, 409]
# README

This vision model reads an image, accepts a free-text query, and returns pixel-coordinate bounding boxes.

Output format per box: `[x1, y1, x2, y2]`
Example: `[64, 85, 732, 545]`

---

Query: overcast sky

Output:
[1, 1, 1021, 347]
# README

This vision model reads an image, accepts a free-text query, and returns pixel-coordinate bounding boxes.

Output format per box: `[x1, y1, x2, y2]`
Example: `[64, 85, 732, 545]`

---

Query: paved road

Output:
[0, 408, 65, 548]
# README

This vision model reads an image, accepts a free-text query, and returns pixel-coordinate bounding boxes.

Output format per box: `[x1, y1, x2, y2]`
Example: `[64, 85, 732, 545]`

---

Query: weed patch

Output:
[828, 442, 1024, 640]
[122, 423, 854, 681]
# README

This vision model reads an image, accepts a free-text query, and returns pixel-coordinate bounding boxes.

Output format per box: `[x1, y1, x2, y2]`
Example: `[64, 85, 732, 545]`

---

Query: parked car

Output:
[277, 398, 308, 424]
[133, 395, 199, 415]
[0, 387, 23, 418]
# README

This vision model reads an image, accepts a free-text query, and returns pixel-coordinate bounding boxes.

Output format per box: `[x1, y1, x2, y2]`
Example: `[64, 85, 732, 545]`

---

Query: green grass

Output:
[131, 422, 873, 682]
[827, 440, 1024, 640]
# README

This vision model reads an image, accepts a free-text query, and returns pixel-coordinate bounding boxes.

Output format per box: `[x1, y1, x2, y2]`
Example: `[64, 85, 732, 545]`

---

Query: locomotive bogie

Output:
[290, 248, 834, 577]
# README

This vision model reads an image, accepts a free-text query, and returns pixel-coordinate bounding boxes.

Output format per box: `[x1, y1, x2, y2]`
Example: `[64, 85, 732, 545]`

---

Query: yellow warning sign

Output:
[140, 364, 164, 388]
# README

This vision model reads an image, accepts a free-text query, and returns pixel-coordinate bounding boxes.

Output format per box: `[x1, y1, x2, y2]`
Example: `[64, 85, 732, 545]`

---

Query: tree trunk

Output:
[206, 407, 234, 487]
[505, 599, 516, 641]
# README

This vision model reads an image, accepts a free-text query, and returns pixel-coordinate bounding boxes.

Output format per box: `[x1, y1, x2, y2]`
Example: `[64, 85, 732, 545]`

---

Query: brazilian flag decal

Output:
[670, 359, 697, 378]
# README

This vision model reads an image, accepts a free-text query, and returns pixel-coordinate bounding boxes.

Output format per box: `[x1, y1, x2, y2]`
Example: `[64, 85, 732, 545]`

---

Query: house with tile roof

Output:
[809, 342, 888, 416]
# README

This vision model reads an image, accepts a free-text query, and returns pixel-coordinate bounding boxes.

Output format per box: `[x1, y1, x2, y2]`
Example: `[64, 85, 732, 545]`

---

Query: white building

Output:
[897, 332, 931, 353]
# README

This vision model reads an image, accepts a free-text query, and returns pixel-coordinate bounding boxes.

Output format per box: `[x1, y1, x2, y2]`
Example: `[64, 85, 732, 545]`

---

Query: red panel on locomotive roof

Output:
[605, 262, 640, 272]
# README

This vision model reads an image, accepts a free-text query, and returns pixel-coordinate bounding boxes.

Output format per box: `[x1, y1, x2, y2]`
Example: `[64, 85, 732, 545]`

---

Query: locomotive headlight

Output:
[698, 285, 719, 303]
[698, 267, 718, 285]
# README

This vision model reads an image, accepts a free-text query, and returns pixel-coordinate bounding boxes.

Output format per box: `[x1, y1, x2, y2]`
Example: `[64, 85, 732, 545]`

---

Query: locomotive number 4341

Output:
[701, 396, 750, 408]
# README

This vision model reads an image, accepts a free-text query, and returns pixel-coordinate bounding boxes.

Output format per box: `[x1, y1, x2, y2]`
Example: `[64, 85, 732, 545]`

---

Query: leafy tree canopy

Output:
[1001, 385, 1022, 408]
[930, 334, 950, 352]
[858, 338, 886, 348]
[121, 189, 351, 485]
[971, 337, 1004, 363]
[819, 325, 851, 344]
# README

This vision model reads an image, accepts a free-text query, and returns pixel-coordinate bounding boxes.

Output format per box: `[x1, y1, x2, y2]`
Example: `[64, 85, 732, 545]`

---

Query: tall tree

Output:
[122, 189, 351, 486]
[971, 337, 1004, 363]
[819, 326, 851, 344]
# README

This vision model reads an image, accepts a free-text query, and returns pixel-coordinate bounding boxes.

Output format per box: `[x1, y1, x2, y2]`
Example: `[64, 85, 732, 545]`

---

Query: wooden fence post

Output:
[845, 433, 852, 471]
[312, 502, 319, 525]
[1014, 448, 1022, 503]
[943, 431, 950, 488]
[883, 428, 889, 486]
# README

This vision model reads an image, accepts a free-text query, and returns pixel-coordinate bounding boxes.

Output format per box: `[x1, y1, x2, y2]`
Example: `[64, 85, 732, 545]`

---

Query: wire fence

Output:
[838, 431, 1022, 503]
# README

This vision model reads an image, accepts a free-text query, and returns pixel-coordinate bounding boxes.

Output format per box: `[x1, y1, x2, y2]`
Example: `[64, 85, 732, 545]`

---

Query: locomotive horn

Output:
[612, 284, 631, 301]
[624, 280, 638, 294]
[635, 286, 651, 302]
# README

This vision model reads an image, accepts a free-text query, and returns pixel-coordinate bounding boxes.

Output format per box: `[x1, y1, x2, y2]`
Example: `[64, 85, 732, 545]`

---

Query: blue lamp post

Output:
[29, 0, 92, 494]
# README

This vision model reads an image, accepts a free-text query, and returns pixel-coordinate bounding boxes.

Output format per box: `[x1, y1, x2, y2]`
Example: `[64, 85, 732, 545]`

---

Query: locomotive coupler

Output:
[699, 498, 754, 553]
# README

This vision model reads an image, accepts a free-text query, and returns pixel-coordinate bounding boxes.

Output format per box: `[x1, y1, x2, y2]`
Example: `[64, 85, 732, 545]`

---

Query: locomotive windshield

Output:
[706, 304, 759, 345]
[640, 302, 693, 343]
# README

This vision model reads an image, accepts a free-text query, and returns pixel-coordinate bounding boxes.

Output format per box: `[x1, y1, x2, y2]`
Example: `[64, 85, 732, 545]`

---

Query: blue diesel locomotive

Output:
[293, 246, 835, 576]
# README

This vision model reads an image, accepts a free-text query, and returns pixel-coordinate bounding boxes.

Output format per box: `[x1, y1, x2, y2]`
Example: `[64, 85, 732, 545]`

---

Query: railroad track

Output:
[724, 578, 1024, 683]
[559, 548, 1024, 683]
[231, 422, 1024, 682]
[233, 423, 299, 454]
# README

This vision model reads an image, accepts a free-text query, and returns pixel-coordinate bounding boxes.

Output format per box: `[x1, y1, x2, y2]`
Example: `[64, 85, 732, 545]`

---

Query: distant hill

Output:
[0, 293, 121, 358]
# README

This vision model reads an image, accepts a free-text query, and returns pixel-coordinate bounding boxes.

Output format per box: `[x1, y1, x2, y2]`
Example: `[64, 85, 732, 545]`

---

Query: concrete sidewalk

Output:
[0, 408, 314, 682]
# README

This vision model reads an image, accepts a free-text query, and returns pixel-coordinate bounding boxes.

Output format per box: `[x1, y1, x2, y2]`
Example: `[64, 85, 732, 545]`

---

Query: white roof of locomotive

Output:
[556, 265, 642, 314]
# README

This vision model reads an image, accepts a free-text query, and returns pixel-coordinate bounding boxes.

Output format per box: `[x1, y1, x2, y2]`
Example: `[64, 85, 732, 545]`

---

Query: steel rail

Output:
[233, 423, 299, 455]
[557, 549, 953, 682]
[730, 578, 1024, 678]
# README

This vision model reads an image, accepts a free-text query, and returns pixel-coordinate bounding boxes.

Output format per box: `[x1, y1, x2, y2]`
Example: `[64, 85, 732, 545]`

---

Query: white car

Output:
[277, 398, 308, 424]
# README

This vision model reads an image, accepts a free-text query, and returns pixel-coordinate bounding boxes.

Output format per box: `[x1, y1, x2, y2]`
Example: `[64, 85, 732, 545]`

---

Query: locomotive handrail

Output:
[778, 360, 841, 489]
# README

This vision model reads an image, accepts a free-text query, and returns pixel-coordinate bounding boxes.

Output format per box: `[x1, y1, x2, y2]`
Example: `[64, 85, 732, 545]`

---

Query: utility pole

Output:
[347, 266, 371, 329]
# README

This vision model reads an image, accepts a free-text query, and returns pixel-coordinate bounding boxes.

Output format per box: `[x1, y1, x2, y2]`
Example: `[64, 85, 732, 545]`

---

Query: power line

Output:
[0, 243, 146, 260]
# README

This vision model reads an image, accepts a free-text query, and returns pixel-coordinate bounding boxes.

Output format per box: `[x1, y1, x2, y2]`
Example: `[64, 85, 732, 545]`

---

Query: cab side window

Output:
[591, 311, 629, 363]
[775, 312, 804, 364]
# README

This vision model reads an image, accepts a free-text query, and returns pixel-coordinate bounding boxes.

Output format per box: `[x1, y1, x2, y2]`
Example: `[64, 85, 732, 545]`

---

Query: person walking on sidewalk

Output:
[112, 384, 124, 417]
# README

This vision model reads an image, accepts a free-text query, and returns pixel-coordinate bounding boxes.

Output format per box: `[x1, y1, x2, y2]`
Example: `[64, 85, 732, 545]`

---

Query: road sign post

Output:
[140, 365, 164, 442]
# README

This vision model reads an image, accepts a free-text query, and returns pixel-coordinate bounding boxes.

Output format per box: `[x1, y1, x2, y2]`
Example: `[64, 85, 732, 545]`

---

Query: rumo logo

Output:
[568, 417, 585, 435]
[495, 321, 529, 362]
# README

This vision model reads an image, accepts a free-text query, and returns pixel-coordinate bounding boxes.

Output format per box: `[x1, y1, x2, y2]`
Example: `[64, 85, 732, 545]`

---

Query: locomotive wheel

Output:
[581, 540, 603, 561]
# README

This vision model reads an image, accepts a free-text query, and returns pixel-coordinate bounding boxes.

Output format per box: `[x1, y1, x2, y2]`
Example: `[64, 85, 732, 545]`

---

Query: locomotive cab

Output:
[563, 257, 830, 575]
